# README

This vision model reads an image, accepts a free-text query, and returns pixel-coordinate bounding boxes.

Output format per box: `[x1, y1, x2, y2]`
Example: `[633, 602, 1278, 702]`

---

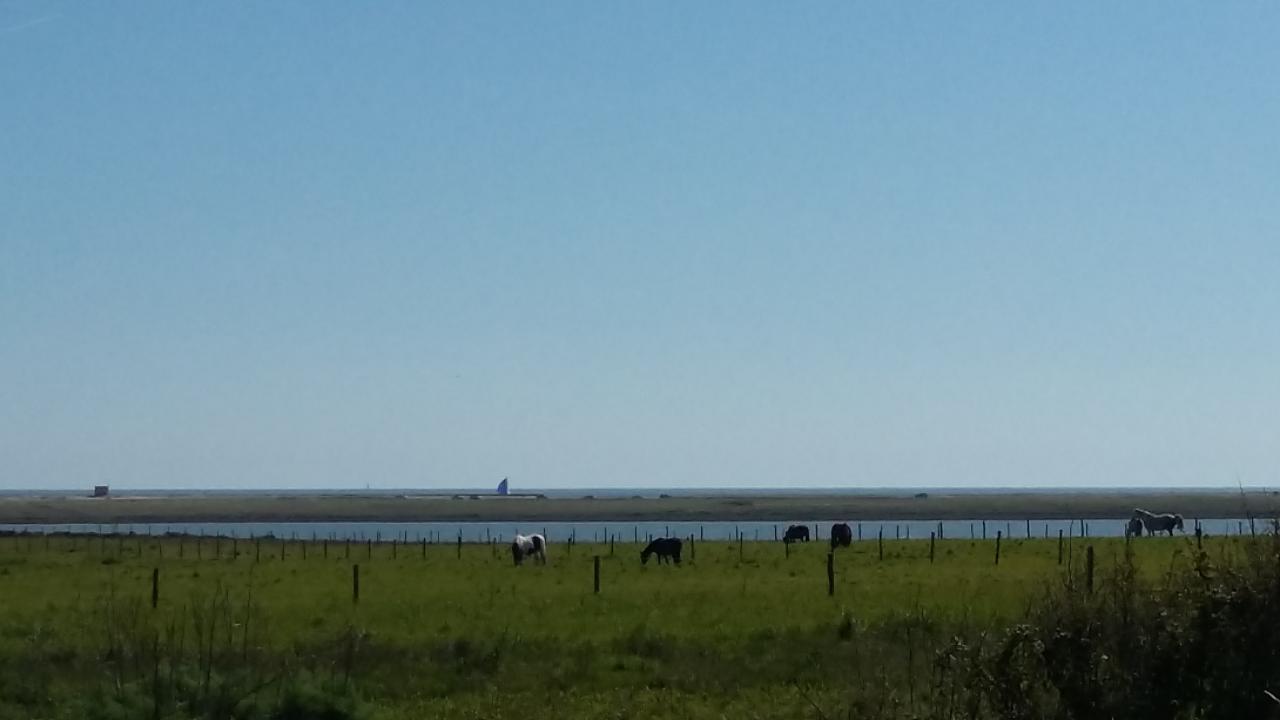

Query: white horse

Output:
[1132, 508, 1184, 536]
[511, 533, 547, 566]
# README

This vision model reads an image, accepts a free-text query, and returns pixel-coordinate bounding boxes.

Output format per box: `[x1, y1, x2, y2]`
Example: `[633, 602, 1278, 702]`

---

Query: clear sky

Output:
[3, 2, 1278, 490]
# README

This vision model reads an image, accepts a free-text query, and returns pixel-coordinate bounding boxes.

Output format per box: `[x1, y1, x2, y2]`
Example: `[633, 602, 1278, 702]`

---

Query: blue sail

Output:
[496, 478, 509, 495]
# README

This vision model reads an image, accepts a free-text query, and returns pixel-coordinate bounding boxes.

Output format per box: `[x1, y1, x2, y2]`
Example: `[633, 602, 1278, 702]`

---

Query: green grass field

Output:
[0, 532, 1231, 719]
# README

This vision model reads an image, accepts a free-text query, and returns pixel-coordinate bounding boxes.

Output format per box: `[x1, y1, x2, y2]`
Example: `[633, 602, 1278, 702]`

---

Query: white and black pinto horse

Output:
[641, 537, 682, 565]
[511, 533, 547, 566]
[1132, 508, 1184, 537]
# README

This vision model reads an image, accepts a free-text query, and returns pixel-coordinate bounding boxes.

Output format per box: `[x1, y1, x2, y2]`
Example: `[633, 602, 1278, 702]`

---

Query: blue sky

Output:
[2, 2, 1278, 490]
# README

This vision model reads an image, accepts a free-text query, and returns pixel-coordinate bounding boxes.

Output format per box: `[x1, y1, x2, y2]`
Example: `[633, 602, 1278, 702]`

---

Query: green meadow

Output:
[0, 532, 1246, 719]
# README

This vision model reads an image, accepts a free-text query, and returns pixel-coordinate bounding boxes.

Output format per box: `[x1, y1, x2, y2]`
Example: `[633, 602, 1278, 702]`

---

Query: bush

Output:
[272, 677, 366, 720]
[963, 537, 1280, 719]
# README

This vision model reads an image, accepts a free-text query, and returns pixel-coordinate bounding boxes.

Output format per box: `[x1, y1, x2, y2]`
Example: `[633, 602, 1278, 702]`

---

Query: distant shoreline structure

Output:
[0, 489, 1276, 525]
[0, 485, 1272, 499]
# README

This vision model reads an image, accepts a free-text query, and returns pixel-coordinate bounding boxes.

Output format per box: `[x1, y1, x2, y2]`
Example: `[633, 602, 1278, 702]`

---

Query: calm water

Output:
[0, 517, 1269, 542]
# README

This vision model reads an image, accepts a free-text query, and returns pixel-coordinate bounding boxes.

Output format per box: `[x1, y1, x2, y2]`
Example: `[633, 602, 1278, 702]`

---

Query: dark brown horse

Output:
[830, 523, 853, 550]
[783, 525, 810, 544]
[641, 537, 683, 565]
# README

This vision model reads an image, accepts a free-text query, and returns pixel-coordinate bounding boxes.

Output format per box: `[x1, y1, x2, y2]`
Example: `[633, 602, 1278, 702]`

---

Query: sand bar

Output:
[1, 490, 1276, 524]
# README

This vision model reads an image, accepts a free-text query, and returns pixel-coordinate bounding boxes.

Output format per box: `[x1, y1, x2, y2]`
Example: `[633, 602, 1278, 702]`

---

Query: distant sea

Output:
[0, 486, 1267, 498]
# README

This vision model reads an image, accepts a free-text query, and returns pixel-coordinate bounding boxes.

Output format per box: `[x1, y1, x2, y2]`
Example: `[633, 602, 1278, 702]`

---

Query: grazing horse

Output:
[830, 523, 853, 550]
[641, 537, 682, 565]
[1125, 517, 1144, 538]
[1132, 509, 1184, 536]
[782, 525, 810, 544]
[511, 533, 547, 566]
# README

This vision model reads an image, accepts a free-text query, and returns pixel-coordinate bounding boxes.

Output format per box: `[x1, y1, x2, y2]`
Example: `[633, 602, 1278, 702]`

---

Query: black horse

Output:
[782, 525, 810, 544]
[830, 523, 853, 550]
[641, 537, 682, 565]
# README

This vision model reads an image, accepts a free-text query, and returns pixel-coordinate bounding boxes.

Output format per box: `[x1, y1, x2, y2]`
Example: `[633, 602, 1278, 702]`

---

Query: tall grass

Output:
[0, 533, 1276, 718]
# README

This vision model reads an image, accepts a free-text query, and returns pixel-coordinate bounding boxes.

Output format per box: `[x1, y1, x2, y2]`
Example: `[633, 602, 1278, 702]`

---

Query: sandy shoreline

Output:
[1, 491, 1277, 524]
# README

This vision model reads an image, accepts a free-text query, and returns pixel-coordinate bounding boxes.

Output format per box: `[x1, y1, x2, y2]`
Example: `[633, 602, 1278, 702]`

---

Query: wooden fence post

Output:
[878, 528, 883, 561]
[994, 531, 1002, 565]
[610, 535, 615, 556]
[456, 536, 462, 559]
[352, 564, 360, 604]
[593, 556, 601, 594]
[1058, 529, 1064, 565]
[151, 568, 159, 609]
[1195, 525, 1203, 550]
[1026, 519, 1031, 538]
[1086, 546, 1095, 594]
[929, 531, 935, 563]
[422, 538, 427, 558]
[982, 520, 987, 539]
[827, 553, 835, 596]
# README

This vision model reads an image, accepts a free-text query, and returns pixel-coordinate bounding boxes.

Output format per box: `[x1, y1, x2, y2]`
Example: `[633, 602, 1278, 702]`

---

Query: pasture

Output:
[0, 530, 1242, 719]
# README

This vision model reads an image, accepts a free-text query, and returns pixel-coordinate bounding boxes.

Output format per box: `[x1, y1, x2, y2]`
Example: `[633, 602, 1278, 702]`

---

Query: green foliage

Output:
[0, 532, 1276, 718]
